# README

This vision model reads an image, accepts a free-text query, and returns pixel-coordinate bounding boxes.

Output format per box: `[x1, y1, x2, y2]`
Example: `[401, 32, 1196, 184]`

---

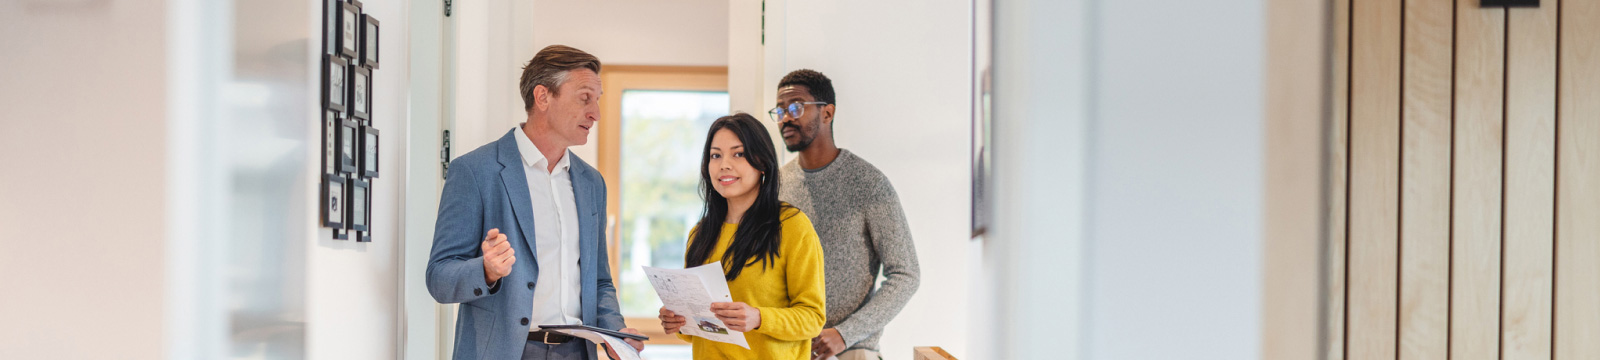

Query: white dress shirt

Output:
[512, 125, 583, 331]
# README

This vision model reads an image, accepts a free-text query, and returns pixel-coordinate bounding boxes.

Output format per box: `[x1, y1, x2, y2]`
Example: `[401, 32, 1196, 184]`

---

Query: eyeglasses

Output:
[767, 101, 829, 122]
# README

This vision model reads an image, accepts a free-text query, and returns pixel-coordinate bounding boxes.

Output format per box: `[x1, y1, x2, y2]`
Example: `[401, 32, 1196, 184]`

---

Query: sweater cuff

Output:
[833, 321, 873, 347]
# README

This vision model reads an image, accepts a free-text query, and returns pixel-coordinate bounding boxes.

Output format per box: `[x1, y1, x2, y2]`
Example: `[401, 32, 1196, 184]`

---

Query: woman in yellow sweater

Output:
[657, 113, 826, 359]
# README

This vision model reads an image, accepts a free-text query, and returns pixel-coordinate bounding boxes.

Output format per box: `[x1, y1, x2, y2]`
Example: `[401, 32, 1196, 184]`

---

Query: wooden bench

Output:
[913, 346, 958, 360]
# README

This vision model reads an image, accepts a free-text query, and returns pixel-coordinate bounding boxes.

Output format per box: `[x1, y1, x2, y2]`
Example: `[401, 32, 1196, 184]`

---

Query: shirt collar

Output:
[513, 124, 572, 173]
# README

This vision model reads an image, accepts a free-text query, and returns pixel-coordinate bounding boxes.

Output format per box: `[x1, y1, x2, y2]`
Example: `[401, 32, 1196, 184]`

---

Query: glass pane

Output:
[618, 90, 729, 317]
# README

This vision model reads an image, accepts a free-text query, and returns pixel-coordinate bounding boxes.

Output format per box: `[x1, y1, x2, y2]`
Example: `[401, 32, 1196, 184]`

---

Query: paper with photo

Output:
[544, 328, 640, 360]
[644, 261, 750, 349]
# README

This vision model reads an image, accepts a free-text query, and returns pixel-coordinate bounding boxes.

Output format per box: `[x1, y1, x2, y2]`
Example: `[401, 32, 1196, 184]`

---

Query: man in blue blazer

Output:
[427, 45, 643, 360]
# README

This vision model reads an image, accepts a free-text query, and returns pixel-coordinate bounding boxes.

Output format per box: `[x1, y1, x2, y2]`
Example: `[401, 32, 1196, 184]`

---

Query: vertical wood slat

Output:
[1555, 0, 1600, 358]
[1330, 0, 1351, 358]
[1350, 0, 1403, 357]
[1400, 0, 1454, 358]
[1501, 2, 1558, 360]
[1451, 2, 1506, 360]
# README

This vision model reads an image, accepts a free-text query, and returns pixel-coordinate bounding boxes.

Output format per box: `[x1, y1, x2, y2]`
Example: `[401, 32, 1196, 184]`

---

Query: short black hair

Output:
[777, 69, 835, 106]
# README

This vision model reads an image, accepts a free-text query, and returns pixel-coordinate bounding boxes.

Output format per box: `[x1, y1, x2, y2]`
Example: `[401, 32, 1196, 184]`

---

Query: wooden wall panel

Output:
[1556, 0, 1600, 357]
[1451, 2, 1506, 360]
[1329, 0, 1350, 358]
[1349, 0, 1403, 358]
[1501, 3, 1558, 360]
[1400, 0, 1453, 358]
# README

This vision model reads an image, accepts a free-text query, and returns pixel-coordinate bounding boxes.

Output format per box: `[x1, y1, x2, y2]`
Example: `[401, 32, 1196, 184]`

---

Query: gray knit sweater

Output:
[779, 149, 921, 351]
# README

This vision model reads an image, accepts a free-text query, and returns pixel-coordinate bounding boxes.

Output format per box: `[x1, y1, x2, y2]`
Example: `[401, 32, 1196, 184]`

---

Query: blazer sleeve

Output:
[425, 160, 496, 304]
[593, 176, 627, 330]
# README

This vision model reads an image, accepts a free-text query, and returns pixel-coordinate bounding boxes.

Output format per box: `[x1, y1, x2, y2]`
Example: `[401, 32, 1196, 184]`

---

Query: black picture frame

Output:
[323, 0, 339, 56]
[362, 15, 380, 69]
[348, 178, 370, 234]
[323, 174, 345, 229]
[324, 55, 347, 113]
[339, 118, 359, 173]
[323, 110, 340, 175]
[350, 65, 371, 120]
[362, 126, 380, 178]
[338, 1, 361, 59]
[970, 0, 994, 239]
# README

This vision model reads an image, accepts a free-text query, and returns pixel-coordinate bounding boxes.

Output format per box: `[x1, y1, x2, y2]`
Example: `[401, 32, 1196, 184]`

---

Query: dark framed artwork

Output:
[361, 15, 380, 69]
[338, 1, 361, 59]
[324, 55, 348, 113]
[323, 0, 339, 56]
[350, 65, 371, 120]
[339, 118, 359, 173]
[348, 178, 370, 234]
[362, 126, 380, 178]
[970, 0, 993, 238]
[323, 174, 345, 229]
[323, 110, 340, 175]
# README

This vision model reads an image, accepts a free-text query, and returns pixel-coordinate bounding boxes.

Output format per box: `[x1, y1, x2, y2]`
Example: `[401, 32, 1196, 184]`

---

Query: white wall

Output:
[303, 0, 411, 359]
[755, 1, 974, 358]
[531, 0, 728, 67]
[0, 1, 169, 358]
[1085, 1, 1264, 358]
[986, 0, 1269, 359]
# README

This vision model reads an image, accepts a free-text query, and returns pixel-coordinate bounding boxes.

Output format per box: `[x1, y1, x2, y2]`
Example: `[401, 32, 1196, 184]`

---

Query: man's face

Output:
[542, 68, 601, 147]
[776, 85, 826, 152]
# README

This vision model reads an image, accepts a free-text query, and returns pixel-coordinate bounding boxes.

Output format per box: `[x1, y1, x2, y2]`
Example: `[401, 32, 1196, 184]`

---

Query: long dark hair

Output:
[685, 113, 795, 281]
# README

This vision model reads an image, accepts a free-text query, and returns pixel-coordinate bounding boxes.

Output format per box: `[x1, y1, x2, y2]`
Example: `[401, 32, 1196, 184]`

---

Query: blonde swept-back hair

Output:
[518, 45, 601, 111]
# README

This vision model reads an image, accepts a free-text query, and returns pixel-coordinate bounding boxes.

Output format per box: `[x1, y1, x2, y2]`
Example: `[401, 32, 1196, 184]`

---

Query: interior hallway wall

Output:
[0, 1, 169, 358]
[301, 0, 410, 359]
[987, 0, 1274, 358]
[1328, 1, 1600, 359]
[754, 0, 975, 358]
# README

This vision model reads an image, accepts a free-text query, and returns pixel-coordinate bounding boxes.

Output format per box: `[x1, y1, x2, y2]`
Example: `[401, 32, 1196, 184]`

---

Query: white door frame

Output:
[401, 0, 449, 358]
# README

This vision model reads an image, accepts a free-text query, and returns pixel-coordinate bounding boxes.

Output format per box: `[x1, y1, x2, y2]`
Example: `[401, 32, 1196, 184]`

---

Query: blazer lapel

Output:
[496, 130, 540, 263]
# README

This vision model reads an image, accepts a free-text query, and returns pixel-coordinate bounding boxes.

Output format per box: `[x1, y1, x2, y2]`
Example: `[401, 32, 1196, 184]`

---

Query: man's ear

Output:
[821, 104, 836, 125]
[532, 84, 552, 112]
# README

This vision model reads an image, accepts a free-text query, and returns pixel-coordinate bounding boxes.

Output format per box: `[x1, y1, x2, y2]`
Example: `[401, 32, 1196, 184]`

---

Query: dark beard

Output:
[785, 134, 814, 152]
[783, 122, 816, 152]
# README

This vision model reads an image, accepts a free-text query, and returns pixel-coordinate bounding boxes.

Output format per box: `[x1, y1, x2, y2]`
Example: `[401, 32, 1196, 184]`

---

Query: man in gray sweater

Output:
[768, 69, 921, 360]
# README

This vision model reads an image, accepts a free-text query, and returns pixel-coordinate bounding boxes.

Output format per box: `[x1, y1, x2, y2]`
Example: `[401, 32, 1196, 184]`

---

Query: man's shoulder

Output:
[448, 141, 504, 177]
[836, 150, 898, 194]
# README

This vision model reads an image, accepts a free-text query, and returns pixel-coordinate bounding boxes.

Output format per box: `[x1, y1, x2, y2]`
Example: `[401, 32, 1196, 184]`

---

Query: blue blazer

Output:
[426, 129, 623, 360]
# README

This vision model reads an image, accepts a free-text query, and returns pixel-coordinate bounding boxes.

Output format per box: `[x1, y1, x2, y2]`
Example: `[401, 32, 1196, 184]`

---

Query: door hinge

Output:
[443, 0, 452, 16]
[440, 130, 451, 178]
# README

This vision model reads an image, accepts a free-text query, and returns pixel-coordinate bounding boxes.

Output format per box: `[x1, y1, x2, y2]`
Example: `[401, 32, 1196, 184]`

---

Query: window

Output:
[594, 66, 729, 347]
[616, 90, 729, 316]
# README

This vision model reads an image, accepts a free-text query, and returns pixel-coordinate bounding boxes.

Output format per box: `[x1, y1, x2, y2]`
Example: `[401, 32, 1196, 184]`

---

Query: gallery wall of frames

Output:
[320, 0, 381, 241]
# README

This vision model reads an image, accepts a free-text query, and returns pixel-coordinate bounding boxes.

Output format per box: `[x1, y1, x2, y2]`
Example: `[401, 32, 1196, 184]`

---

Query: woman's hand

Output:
[710, 302, 762, 332]
[659, 307, 687, 334]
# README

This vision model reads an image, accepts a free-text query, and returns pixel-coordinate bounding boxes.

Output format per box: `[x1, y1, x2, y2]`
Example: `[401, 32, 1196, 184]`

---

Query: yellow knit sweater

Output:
[678, 207, 827, 359]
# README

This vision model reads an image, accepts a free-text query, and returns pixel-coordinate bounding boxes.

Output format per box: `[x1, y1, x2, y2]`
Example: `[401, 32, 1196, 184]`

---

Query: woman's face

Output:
[707, 128, 763, 204]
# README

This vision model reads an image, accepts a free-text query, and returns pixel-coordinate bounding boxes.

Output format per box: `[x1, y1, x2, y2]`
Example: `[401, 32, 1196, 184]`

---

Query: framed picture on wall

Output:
[323, 174, 345, 229]
[323, 0, 339, 56]
[362, 126, 380, 178]
[350, 65, 371, 120]
[339, 118, 359, 174]
[323, 110, 340, 175]
[970, 0, 993, 239]
[338, 1, 361, 59]
[362, 15, 380, 69]
[324, 55, 347, 113]
[348, 178, 370, 235]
